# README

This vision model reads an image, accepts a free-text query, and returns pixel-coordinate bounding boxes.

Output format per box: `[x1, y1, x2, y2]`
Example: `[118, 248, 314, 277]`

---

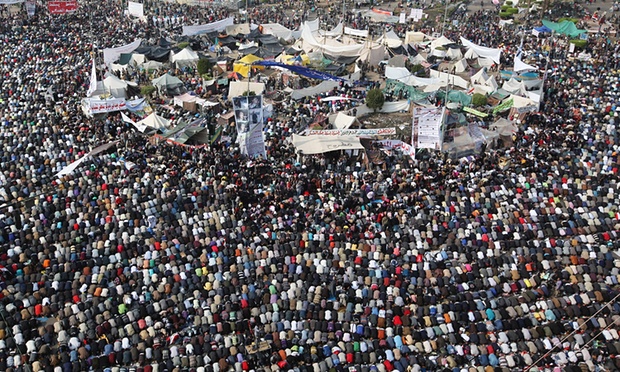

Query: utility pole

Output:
[441, 0, 449, 36]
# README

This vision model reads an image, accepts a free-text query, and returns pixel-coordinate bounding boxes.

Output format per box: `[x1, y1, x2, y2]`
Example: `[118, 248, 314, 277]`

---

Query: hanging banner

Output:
[81, 97, 127, 116]
[308, 128, 396, 136]
[377, 140, 416, 159]
[102, 38, 142, 64]
[25, 1, 36, 16]
[48, 0, 78, 14]
[182, 16, 235, 36]
[412, 107, 444, 150]
[127, 1, 144, 18]
[233, 95, 266, 158]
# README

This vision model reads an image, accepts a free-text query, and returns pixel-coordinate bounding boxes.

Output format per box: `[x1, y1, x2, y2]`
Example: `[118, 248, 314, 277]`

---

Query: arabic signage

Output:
[308, 128, 396, 136]
[48, 0, 78, 14]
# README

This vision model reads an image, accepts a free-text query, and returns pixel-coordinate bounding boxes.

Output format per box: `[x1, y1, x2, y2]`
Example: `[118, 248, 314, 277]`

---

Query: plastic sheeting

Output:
[290, 80, 340, 100]
[103, 39, 142, 64]
[513, 55, 538, 72]
[261, 23, 296, 41]
[254, 61, 345, 81]
[385, 66, 441, 87]
[541, 20, 586, 37]
[333, 112, 357, 130]
[460, 37, 502, 64]
[182, 17, 235, 36]
[429, 70, 470, 90]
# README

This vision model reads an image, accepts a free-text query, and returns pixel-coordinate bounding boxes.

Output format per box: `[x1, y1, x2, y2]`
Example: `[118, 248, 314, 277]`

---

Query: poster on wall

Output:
[412, 107, 444, 150]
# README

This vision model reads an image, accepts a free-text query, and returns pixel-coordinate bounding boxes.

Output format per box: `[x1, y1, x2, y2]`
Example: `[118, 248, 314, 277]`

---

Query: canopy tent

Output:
[152, 73, 186, 96]
[460, 37, 502, 64]
[170, 48, 199, 67]
[233, 54, 264, 77]
[513, 55, 538, 72]
[255, 61, 345, 81]
[541, 20, 586, 37]
[136, 112, 170, 131]
[333, 112, 358, 130]
[292, 134, 364, 154]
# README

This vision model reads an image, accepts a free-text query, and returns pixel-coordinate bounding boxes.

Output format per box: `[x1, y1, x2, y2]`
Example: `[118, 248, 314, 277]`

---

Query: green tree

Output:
[472, 93, 488, 107]
[366, 88, 385, 112]
[197, 58, 213, 76]
[140, 85, 156, 97]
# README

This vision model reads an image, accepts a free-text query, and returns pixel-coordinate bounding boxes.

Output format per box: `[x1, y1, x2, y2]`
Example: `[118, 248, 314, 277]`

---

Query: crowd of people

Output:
[0, 0, 620, 372]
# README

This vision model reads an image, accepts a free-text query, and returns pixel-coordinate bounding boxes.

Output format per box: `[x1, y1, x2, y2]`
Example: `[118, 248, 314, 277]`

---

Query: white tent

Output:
[513, 55, 538, 72]
[502, 78, 527, 96]
[171, 48, 199, 67]
[358, 44, 386, 66]
[228, 81, 265, 100]
[91, 74, 137, 98]
[460, 37, 502, 64]
[471, 68, 490, 85]
[379, 30, 403, 48]
[510, 94, 537, 108]
[430, 35, 453, 50]
[410, 54, 427, 65]
[136, 113, 170, 131]
[446, 47, 463, 61]
[452, 59, 469, 73]
[464, 48, 479, 59]
[291, 80, 340, 100]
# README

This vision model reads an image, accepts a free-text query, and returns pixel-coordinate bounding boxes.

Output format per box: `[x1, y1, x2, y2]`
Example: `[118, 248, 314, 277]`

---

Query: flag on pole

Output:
[87, 58, 97, 97]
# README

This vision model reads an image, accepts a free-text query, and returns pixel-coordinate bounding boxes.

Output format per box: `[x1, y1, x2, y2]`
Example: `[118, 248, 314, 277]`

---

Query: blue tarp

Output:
[253, 61, 345, 81]
[534, 25, 552, 34]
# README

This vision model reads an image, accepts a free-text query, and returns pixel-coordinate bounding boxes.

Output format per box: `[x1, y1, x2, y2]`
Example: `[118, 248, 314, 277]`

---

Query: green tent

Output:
[541, 20, 586, 38]
[437, 90, 472, 106]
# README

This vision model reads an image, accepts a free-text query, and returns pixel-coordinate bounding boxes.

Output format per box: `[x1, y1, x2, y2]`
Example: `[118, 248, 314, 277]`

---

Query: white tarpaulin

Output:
[121, 112, 148, 133]
[182, 17, 235, 36]
[510, 94, 537, 108]
[344, 27, 369, 38]
[300, 23, 364, 57]
[292, 134, 364, 154]
[429, 70, 470, 90]
[228, 81, 265, 99]
[90, 74, 137, 98]
[291, 80, 340, 100]
[333, 112, 358, 130]
[103, 39, 142, 64]
[385, 66, 441, 87]
[405, 31, 427, 44]
[353, 100, 410, 117]
[358, 44, 385, 66]
[174, 93, 218, 108]
[320, 23, 343, 37]
[460, 37, 502, 64]
[261, 23, 295, 41]
[513, 55, 538, 72]
[430, 35, 453, 50]
[502, 78, 527, 96]
[127, 1, 144, 18]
